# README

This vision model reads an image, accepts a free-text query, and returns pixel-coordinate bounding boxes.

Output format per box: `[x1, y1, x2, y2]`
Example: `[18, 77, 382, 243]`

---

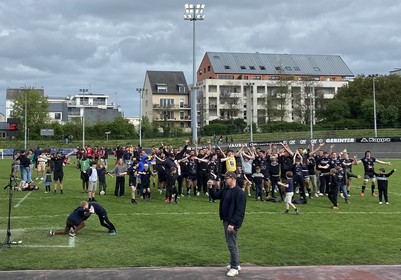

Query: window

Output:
[259, 66, 266, 70]
[243, 75, 249, 80]
[224, 65, 230, 70]
[275, 66, 282, 71]
[156, 84, 168, 93]
[218, 75, 234, 79]
[253, 76, 261, 80]
[160, 111, 174, 120]
[249, 66, 256, 70]
[177, 84, 186, 93]
[207, 65, 211, 72]
[160, 99, 174, 107]
[180, 99, 184, 108]
[240, 66, 246, 70]
[313, 67, 321, 71]
[54, 113, 62, 120]
[213, 55, 221, 59]
[285, 66, 292, 71]
[293, 66, 301, 71]
[180, 111, 184, 120]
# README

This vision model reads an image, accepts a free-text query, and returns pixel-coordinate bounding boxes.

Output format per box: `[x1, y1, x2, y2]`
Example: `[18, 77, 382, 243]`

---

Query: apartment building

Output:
[5, 88, 121, 124]
[142, 71, 191, 131]
[196, 52, 354, 127]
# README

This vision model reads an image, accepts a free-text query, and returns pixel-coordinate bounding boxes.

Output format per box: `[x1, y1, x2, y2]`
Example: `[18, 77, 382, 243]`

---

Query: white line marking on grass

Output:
[69, 236, 75, 247]
[0, 228, 76, 248]
[14, 192, 32, 208]
[22, 244, 72, 248]
[2, 211, 401, 221]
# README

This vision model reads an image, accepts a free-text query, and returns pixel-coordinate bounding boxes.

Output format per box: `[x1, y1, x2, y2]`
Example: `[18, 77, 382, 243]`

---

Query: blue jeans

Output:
[223, 220, 240, 269]
[339, 184, 349, 200]
[20, 166, 27, 182]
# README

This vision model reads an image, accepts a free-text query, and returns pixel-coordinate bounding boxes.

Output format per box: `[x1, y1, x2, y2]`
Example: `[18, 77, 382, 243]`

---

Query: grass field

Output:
[1, 158, 401, 271]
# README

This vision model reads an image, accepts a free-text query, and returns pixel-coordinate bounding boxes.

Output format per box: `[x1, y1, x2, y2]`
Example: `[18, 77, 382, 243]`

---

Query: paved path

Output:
[1, 265, 401, 280]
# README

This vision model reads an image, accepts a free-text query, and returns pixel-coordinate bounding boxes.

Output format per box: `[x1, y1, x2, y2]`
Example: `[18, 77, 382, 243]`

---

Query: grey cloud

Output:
[1, 0, 401, 117]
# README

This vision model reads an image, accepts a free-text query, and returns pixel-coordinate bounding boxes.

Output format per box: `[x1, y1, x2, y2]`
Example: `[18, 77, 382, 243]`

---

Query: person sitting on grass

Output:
[48, 201, 94, 237]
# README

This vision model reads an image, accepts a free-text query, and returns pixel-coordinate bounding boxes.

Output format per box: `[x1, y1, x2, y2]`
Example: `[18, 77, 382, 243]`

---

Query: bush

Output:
[260, 122, 308, 133]
[203, 123, 228, 136]
[315, 119, 368, 130]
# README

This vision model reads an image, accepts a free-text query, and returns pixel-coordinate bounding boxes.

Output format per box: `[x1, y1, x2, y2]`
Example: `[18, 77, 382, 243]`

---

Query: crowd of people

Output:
[12, 141, 397, 277]
[12, 141, 396, 209]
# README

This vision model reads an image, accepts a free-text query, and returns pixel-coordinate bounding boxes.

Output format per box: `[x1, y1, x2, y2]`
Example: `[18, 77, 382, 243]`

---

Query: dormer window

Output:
[177, 84, 186, 93]
[156, 83, 167, 93]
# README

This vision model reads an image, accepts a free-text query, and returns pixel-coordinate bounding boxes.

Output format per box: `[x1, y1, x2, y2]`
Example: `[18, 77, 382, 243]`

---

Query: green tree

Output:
[318, 99, 351, 121]
[12, 88, 49, 139]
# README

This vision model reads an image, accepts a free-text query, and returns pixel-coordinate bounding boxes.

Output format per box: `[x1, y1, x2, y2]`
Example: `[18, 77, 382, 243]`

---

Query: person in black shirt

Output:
[166, 167, 179, 203]
[317, 151, 331, 196]
[373, 168, 396, 204]
[209, 171, 246, 277]
[139, 164, 152, 201]
[50, 150, 74, 194]
[87, 201, 117, 235]
[125, 159, 138, 204]
[48, 201, 92, 237]
[354, 151, 391, 197]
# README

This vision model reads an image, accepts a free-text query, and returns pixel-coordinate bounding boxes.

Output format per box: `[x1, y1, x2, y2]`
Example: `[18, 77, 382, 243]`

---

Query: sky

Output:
[1, 0, 400, 117]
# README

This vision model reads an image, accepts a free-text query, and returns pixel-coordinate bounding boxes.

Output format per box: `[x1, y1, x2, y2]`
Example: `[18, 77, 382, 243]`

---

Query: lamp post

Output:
[309, 86, 315, 139]
[79, 88, 88, 148]
[184, 3, 205, 144]
[245, 82, 254, 143]
[136, 88, 144, 147]
[368, 74, 378, 137]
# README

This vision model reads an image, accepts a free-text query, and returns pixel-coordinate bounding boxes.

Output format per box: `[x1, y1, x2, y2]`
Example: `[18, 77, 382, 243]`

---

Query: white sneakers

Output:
[226, 265, 241, 271]
[227, 268, 239, 277]
[226, 265, 241, 276]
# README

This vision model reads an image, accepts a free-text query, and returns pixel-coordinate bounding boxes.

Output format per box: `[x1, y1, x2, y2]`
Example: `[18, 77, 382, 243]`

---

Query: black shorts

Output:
[80, 171, 89, 181]
[188, 174, 197, 181]
[54, 171, 64, 182]
[245, 173, 253, 182]
[364, 172, 376, 180]
[158, 173, 167, 183]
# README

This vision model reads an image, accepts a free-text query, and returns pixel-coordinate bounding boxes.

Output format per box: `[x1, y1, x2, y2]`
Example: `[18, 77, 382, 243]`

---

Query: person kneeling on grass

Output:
[48, 201, 94, 237]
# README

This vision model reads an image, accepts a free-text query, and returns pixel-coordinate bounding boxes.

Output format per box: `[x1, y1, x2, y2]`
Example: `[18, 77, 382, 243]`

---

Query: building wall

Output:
[143, 72, 191, 131]
[197, 79, 348, 127]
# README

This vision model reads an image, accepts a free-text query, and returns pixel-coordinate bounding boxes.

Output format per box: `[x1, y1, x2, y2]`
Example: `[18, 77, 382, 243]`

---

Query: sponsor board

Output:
[229, 137, 399, 148]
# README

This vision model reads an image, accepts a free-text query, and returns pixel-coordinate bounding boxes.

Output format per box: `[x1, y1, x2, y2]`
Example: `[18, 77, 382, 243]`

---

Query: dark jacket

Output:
[210, 185, 246, 230]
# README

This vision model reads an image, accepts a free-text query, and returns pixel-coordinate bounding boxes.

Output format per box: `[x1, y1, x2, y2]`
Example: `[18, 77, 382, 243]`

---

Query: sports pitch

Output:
[1, 158, 401, 270]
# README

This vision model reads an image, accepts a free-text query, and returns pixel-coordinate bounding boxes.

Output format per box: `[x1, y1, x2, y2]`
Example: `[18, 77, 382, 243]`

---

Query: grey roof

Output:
[146, 71, 189, 93]
[6, 88, 45, 100]
[206, 52, 354, 76]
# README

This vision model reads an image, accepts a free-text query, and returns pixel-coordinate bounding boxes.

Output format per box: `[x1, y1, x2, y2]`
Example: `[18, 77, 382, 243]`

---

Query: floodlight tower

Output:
[184, 4, 205, 144]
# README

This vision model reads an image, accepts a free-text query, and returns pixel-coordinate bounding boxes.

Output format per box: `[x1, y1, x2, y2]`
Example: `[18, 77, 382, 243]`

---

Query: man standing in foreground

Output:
[209, 171, 246, 277]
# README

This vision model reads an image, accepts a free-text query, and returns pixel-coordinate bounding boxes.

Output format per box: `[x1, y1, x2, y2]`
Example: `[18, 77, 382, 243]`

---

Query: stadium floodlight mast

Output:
[245, 82, 254, 143]
[184, 4, 205, 144]
[79, 88, 88, 148]
[136, 88, 145, 147]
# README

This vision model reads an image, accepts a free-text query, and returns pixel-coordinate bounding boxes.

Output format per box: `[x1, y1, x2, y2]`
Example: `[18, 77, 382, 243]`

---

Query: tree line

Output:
[8, 74, 401, 141]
